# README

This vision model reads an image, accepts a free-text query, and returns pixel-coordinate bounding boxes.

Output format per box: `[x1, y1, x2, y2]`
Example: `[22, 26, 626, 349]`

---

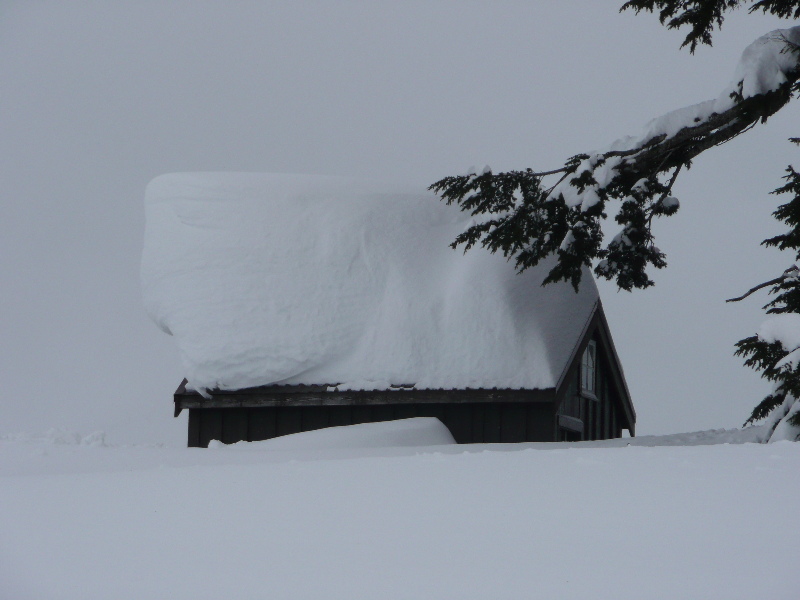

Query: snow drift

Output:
[141, 173, 599, 394]
[210, 418, 456, 451]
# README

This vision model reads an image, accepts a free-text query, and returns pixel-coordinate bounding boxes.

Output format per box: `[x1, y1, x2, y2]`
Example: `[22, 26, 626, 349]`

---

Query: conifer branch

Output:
[430, 69, 799, 291]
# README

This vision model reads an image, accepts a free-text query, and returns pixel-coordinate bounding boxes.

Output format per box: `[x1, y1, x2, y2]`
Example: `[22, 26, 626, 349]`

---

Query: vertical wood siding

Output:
[188, 402, 557, 448]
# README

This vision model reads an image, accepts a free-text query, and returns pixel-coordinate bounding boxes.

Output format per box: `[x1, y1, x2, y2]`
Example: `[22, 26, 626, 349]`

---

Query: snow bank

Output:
[142, 173, 598, 394]
[583, 426, 767, 447]
[209, 417, 456, 451]
[0, 428, 107, 447]
[2, 434, 799, 600]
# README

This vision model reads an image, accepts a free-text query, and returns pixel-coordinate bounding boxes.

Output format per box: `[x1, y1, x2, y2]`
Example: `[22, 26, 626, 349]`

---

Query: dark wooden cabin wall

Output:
[188, 401, 557, 448]
[556, 335, 625, 442]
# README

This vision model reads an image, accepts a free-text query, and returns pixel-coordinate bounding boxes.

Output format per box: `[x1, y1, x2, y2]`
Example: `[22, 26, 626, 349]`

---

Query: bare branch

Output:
[726, 266, 800, 302]
[726, 277, 786, 303]
[530, 167, 569, 177]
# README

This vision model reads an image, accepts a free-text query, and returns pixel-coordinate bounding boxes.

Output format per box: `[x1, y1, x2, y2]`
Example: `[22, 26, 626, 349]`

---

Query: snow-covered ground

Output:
[1, 420, 797, 600]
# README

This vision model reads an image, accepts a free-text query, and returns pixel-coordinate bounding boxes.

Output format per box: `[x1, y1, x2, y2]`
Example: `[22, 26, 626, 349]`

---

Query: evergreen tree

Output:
[732, 139, 800, 438]
[429, 1, 800, 439]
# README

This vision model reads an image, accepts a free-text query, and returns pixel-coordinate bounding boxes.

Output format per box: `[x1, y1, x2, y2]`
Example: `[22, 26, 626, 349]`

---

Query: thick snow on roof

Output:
[142, 173, 599, 394]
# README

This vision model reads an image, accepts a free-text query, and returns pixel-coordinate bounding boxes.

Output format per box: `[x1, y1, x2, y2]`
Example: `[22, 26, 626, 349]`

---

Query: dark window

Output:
[581, 340, 597, 394]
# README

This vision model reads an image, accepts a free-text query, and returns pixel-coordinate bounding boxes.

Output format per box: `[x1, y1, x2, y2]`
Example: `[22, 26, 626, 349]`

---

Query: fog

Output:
[1, 1, 796, 443]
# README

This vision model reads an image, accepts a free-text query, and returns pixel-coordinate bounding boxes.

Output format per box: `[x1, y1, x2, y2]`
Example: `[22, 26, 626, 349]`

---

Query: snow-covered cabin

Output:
[142, 173, 635, 446]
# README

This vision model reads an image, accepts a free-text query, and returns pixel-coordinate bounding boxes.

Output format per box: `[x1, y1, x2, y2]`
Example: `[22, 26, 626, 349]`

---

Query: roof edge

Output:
[594, 300, 636, 433]
[552, 300, 636, 435]
[554, 299, 601, 392]
[174, 384, 557, 413]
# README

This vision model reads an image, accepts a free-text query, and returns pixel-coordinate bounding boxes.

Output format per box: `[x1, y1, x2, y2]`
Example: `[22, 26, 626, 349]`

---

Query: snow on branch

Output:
[430, 26, 800, 291]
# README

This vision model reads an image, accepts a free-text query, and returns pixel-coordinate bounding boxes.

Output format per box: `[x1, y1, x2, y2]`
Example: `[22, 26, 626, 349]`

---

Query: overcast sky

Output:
[1, 1, 797, 444]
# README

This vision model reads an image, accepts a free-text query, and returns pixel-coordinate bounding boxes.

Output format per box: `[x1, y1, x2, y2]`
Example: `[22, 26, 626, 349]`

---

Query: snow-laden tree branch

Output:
[430, 26, 800, 291]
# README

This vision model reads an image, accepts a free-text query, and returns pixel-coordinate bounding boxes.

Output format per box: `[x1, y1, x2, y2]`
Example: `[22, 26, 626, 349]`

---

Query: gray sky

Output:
[1, 1, 797, 443]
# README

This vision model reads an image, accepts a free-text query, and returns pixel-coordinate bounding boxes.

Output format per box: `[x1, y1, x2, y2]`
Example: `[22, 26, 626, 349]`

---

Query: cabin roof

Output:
[143, 173, 601, 396]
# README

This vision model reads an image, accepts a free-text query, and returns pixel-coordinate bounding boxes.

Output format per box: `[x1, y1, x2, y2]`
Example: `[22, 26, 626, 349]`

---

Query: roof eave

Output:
[174, 384, 557, 413]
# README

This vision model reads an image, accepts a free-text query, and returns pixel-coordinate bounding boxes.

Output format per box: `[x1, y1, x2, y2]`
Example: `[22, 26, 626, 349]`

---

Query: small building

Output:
[174, 300, 634, 446]
[143, 173, 635, 447]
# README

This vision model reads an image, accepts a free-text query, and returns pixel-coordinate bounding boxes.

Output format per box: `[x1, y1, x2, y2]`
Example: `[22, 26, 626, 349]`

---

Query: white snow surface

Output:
[723, 26, 800, 104]
[769, 396, 800, 442]
[758, 313, 800, 371]
[1, 424, 798, 600]
[758, 313, 800, 350]
[142, 173, 599, 394]
[758, 392, 800, 443]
